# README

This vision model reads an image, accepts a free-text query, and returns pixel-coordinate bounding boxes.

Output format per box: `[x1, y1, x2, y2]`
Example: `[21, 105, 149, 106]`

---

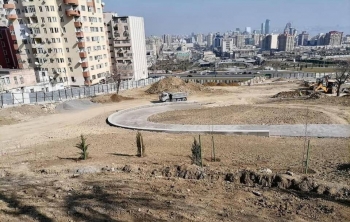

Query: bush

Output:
[75, 134, 90, 160]
[136, 131, 146, 157]
[191, 137, 202, 166]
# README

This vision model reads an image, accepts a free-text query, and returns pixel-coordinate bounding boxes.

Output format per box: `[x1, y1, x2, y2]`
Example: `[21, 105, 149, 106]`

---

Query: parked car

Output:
[187, 75, 193, 77]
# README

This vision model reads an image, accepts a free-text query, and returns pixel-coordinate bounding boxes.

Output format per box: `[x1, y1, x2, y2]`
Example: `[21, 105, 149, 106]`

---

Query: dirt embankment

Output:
[91, 94, 133, 104]
[146, 77, 209, 94]
[149, 105, 339, 125]
[0, 104, 56, 126]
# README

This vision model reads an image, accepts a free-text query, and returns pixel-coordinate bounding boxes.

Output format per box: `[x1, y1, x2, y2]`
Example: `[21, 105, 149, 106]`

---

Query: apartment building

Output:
[298, 31, 309, 46]
[0, 26, 18, 68]
[324, 31, 343, 46]
[262, 34, 278, 50]
[0, 0, 7, 26]
[1, 0, 110, 86]
[104, 15, 148, 80]
[278, 33, 294, 52]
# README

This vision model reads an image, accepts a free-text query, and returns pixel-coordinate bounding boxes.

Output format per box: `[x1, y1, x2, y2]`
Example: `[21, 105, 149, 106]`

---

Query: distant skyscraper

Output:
[278, 33, 295, 52]
[261, 23, 265, 35]
[298, 31, 309, 46]
[265, 19, 270, 34]
[284, 22, 292, 34]
[236, 28, 241, 33]
[162, 34, 172, 46]
[207, 33, 214, 47]
[196, 34, 203, 44]
[245, 27, 252, 34]
[324, 31, 343, 46]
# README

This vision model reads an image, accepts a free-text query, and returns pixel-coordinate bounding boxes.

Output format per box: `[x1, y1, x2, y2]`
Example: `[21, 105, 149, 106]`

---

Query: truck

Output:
[159, 92, 187, 102]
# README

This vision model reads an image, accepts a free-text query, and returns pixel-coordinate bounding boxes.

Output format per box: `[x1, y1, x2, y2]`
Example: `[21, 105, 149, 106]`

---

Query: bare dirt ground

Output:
[149, 105, 343, 125]
[0, 80, 349, 221]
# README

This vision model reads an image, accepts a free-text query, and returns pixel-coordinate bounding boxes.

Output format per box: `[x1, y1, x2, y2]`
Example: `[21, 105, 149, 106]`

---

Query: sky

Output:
[103, 0, 350, 36]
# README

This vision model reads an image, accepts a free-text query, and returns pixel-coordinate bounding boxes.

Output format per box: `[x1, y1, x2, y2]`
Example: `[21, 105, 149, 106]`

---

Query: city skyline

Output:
[104, 0, 350, 36]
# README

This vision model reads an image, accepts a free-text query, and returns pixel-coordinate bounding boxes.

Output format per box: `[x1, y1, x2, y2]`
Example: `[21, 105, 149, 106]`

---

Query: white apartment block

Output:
[1, 0, 110, 86]
[104, 15, 148, 80]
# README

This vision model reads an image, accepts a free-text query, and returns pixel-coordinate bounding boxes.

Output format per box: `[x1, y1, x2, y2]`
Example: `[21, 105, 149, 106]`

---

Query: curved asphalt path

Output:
[107, 103, 350, 138]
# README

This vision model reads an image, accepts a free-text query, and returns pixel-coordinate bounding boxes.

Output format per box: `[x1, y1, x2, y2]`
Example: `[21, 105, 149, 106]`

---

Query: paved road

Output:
[108, 103, 350, 138]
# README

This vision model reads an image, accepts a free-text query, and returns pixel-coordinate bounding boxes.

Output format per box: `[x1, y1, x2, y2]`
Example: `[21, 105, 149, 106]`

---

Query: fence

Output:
[270, 72, 335, 79]
[0, 77, 164, 107]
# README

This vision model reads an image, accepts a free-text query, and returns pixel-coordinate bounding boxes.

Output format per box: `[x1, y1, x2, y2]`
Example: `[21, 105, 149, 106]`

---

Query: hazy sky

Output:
[103, 0, 350, 36]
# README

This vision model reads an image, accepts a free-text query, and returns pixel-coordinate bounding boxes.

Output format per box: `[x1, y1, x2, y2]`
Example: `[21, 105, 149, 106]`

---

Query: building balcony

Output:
[79, 52, 87, 58]
[81, 62, 89, 68]
[13, 44, 18, 50]
[87, 1, 94, 7]
[83, 71, 90, 77]
[77, 41, 85, 48]
[74, 22, 82, 27]
[66, 10, 80, 17]
[64, 0, 79, 5]
[6, 14, 17, 20]
[24, 12, 37, 18]
[3, 4, 15, 9]
[76, 32, 84, 38]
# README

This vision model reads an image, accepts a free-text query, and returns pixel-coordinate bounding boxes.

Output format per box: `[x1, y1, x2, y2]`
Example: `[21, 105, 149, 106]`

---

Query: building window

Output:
[45, 6, 49, 11]
[14, 77, 18, 84]
[1, 42, 4, 47]
[28, 59, 32, 63]
[50, 6, 55, 11]
[66, 48, 69, 52]
[30, 89, 34, 93]
[52, 17, 57, 22]
[0, 34, 2, 39]
[68, 58, 71, 62]
[62, 27, 66, 33]
[92, 75, 96, 79]
[6, 77, 10, 84]
[18, 19, 24, 25]
[81, 6, 86, 11]
[71, 77, 76, 82]
[39, 6, 43, 12]
[20, 76, 24, 84]
[60, 17, 64, 22]
[64, 38, 68, 43]
[58, 5, 62, 11]
[69, 67, 73, 72]
[5, 58, 9, 63]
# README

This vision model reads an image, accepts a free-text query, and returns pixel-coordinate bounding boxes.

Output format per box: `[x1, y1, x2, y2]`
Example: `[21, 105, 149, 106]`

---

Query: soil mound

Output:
[308, 92, 327, 100]
[91, 94, 133, 104]
[272, 90, 312, 99]
[146, 77, 207, 94]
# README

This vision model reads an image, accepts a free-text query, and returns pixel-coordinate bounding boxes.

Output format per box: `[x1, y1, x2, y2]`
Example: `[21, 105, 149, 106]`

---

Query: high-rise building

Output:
[105, 15, 148, 80]
[262, 34, 278, 50]
[278, 33, 294, 52]
[162, 34, 172, 46]
[221, 38, 234, 52]
[206, 33, 213, 47]
[324, 31, 343, 46]
[234, 35, 245, 48]
[0, 26, 19, 68]
[284, 22, 292, 34]
[245, 27, 251, 34]
[0, 1, 8, 26]
[317, 34, 326, 46]
[1, 0, 111, 86]
[265, 19, 270, 34]
[196, 34, 203, 44]
[297, 31, 309, 46]
[261, 23, 265, 35]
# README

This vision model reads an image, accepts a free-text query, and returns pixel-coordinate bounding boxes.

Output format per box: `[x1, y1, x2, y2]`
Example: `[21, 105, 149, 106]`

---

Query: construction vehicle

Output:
[159, 92, 187, 102]
[313, 76, 337, 94]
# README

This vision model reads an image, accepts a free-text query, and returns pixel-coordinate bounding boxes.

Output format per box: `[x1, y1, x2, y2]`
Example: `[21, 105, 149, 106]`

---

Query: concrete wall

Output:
[0, 77, 164, 107]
